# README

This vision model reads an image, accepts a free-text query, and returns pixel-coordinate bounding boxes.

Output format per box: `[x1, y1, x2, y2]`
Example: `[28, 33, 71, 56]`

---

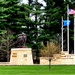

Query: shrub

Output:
[40, 42, 61, 57]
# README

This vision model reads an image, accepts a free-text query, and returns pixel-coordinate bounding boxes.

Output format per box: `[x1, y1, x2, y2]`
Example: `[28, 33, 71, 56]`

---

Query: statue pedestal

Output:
[10, 48, 33, 65]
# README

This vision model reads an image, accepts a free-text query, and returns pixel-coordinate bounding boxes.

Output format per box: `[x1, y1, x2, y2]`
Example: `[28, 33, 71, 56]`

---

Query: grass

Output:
[0, 65, 75, 75]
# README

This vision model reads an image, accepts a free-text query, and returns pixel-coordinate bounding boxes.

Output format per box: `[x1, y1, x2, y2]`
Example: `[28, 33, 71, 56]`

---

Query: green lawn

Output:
[0, 65, 75, 75]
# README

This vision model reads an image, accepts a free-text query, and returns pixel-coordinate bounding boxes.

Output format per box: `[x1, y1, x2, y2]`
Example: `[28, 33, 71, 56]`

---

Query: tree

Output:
[40, 42, 61, 70]
[5, 0, 31, 33]
[0, 29, 14, 61]
[26, 0, 43, 49]
[39, 0, 61, 46]
[0, 0, 13, 62]
[0, 0, 34, 61]
[28, 0, 33, 6]
[0, 0, 9, 29]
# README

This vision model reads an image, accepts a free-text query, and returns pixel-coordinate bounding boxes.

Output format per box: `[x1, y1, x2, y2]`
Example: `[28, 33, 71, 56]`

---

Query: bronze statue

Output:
[17, 32, 27, 48]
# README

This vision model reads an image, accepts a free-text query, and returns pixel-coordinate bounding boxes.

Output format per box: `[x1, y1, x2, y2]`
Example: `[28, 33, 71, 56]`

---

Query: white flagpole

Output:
[61, 16, 63, 52]
[74, 14, 75, 54]
[67, 4, 69, 54]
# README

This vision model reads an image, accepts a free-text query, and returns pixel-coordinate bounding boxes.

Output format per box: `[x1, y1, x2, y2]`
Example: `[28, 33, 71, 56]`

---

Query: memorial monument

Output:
[16, 32, 27, 48]
[10, 32, 33, 65]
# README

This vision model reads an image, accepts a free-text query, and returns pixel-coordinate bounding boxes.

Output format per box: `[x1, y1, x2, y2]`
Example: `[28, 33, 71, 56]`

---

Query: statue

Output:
[16, 32, 27, 48]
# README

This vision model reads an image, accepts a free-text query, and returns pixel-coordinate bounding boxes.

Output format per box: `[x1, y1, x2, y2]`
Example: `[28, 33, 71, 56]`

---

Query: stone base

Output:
[40, 51, 75, 65]
[51, 54, 75, 65]
[10, 48, 33, 65]
[40, 57, 49, 65]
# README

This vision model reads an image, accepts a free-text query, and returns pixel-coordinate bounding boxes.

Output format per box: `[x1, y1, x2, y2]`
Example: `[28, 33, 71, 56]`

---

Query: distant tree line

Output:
[0, 0, 74, 62]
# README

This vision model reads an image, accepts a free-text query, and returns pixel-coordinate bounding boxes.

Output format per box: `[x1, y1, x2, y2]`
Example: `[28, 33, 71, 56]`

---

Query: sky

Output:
[22, 0, 46, 6]
[21, 0, 46, 21]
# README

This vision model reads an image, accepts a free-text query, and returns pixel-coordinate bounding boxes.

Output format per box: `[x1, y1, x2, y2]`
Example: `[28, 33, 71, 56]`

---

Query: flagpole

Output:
[61, 16, 63, 52]
[74, 14, 75, 54]
[67, 4, 69, 54]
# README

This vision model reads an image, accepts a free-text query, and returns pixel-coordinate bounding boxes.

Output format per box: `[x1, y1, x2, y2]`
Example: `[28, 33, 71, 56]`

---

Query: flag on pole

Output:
[63, 20, 71, 26]
[69, 9, 75, 14]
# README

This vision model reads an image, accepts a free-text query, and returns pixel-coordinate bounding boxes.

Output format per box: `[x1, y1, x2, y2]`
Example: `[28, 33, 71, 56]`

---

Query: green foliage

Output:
[0, 29, 14, 50]
[38, 0, 61, 48]
[0, 0, 74, 53]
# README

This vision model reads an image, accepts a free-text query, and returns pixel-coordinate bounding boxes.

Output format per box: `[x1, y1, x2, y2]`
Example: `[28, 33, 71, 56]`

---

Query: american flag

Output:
[69, 9, 75, 14]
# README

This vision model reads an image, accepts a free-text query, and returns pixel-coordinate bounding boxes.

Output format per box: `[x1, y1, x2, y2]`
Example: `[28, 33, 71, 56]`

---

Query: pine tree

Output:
[25, 0, 43, 49]
[39, 0, 61, 45]
[0, 0, 9, 29]
[0, 0, 34, 61]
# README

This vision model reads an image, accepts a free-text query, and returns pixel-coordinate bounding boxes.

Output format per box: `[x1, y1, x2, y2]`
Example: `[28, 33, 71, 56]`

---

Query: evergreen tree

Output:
[0, 0, 9, 29]
[0, 0, 34, 61]
[39, 0, 61, 46]
[26, 0, 43, 49]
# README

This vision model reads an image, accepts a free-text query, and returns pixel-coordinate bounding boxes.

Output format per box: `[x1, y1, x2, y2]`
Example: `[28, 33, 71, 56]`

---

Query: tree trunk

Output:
[49, 58, 51, 70]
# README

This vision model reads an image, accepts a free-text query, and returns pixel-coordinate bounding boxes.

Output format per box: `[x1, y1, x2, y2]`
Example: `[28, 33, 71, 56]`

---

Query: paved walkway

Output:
[0, 62, 10, 65]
